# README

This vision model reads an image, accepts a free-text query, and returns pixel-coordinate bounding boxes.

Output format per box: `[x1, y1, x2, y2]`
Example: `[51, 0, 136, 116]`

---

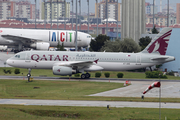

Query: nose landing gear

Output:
[27, 68, 32, 82]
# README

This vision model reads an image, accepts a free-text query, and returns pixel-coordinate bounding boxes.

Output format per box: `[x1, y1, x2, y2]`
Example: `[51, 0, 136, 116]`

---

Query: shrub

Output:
[117, 73, 124, 78]
[145, 71, 167, 79]
[3, 69, 11, 74]
[167, 71, 174, 76]
[3, 69, 8, 74]
[95, 72, 101, 78]
[7, 70, 11, 74]
[14, 69, 20, 74]
[74, 73, 80, 77]
[104, 72, 110, 78]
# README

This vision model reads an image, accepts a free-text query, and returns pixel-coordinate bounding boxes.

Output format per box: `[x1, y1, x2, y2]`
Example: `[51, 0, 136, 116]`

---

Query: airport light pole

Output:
[87, 0, 89, 33]
[44, 0, 46, 29]
[153, 0, 155, 28]
[159, 81, 161, 120]
[71, 0, 73, 30]
[50, 0, 52, 29]
[64, 0, 66, 30]
[79, 0, 81, 31]
[35, 0, 36, 29]
[75, 0, 78, 51]
[57, 0, 59, 30]
[116, 0, 118, 39]
[96, 0, 98, 36]
[106, 0, 108, 35]
[167, 0, 169, 27]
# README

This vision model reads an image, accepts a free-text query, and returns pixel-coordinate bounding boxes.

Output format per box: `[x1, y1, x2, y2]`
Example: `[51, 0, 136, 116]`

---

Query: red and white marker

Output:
[143, 81, 161, 94]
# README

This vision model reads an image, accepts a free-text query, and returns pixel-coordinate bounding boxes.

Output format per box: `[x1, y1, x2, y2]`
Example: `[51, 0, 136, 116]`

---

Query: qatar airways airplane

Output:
[6, 27, 175, 80]
[0, 28, 92, 51]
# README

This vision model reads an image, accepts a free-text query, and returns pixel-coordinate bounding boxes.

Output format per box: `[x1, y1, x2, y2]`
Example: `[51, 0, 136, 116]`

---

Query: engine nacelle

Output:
[53, 66, 76, 76]
[30, 42, 50, 50]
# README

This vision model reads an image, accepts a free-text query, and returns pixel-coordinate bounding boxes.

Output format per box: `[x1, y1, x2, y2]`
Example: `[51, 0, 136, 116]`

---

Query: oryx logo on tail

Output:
[144, 28, 172, 55]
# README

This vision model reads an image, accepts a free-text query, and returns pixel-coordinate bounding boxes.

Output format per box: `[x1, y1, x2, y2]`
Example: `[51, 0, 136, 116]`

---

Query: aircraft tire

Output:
[81, 74, 86, 79]
[85, 73, 91, 79]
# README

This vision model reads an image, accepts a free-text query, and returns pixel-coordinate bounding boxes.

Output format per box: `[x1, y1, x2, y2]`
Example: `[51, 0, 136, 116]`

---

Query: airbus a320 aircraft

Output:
[0, 28, 92, 51]
[7, 27, 175, 81]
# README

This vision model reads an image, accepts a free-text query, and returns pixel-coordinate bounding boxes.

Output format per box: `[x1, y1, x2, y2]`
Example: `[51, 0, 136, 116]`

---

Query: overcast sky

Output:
[64, 0, 179, 13]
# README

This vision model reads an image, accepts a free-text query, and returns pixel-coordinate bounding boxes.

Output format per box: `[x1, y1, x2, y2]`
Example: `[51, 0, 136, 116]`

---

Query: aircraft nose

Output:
[6, 59, 12, 66]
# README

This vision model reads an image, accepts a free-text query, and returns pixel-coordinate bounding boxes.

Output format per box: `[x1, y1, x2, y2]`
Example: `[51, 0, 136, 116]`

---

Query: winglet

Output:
[94, 59, 99, 64]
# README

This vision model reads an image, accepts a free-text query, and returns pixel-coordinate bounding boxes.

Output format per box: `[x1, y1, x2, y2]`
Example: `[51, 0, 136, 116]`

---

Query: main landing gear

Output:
[27, 68, 31, 82]
[81, 73, 91, 79]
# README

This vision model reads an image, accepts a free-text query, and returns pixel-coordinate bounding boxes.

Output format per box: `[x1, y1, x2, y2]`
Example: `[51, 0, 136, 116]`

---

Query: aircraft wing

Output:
[1, 35, 42, 43]
[55, 61, 94, 66]
[53, 59, 103, 71]
[151, 56, 169, 60]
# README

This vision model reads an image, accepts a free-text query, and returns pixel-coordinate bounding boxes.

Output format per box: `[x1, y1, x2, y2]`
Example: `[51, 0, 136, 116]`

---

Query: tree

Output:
[90, 34, 110, 51]
[56, 41, 65, 51]
[100, 39, 121, 52]
[100, 38, 141, 53]
[139, 36, 152, 51]
[120, 38, 141, 53]
[152, 26, 159, 34]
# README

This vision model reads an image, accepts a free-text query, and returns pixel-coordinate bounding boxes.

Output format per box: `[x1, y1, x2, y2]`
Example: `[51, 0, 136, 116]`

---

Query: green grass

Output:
[0, 79, 124, 100]
[0, 105, 180, 120]
[2, 67, 180, 80]
[0, 79, 180, 119]
[1, 79, 180, 103]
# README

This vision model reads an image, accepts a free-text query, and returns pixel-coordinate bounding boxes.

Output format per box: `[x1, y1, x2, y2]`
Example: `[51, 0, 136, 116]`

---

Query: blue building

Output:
[161, 28, 180, 72]
[107, 32, 121, 41]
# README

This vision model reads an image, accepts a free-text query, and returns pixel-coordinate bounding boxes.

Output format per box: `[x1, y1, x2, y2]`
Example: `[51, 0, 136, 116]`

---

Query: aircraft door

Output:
[72, 56, 76, 61]
[25, 51, 31, 63]
[136, 55, 141, 65]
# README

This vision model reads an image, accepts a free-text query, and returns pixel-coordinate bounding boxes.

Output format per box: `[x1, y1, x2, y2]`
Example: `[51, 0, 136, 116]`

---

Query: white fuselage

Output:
[0, 28, 91, 48]
[6, 51, 175, 71]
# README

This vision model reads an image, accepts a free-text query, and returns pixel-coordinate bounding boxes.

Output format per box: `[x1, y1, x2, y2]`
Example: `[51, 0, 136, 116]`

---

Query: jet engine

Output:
[52, 66, 76, 75]
[30, 42, 50, 50]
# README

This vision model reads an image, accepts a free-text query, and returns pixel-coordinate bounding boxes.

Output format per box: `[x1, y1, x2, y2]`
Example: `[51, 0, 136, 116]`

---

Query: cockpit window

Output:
[87, 36, 91, 38]
[15, 55, 20, 58]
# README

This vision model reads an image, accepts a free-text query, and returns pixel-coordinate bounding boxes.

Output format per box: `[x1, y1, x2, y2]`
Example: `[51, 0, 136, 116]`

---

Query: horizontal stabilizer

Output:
[151, 56, 169, 60]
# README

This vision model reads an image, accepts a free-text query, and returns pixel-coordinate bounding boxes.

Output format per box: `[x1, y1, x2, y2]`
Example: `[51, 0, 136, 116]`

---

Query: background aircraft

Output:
[6, 27, 175, 81]
[0, 28, 92, 52]
[0, 45, 7, 51]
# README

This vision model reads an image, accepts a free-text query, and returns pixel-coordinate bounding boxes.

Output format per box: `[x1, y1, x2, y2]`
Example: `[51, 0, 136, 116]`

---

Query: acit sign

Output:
[51, 31, 73, 42]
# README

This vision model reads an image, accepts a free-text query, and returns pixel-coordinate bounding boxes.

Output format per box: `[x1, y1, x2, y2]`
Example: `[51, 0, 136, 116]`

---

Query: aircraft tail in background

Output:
[141, 27, 172, 55]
